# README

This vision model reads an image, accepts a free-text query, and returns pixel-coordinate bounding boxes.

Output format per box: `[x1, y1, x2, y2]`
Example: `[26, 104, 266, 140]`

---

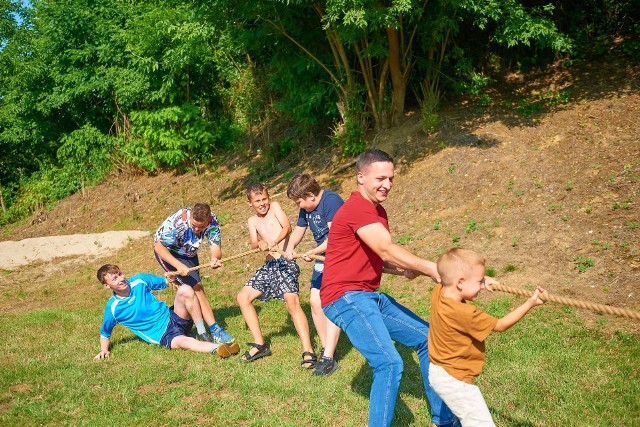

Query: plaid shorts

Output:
[245, 258, 300, 302]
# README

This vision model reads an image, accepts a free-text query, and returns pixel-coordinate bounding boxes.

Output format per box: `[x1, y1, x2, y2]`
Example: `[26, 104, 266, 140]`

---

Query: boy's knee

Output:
[284, 294, 301, 310]
[237, 289, 251, 305]
[176, 285, 195, 298]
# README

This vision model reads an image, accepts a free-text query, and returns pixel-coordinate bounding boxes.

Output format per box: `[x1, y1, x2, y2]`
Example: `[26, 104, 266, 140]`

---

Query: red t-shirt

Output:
[320, 191, 389, 307]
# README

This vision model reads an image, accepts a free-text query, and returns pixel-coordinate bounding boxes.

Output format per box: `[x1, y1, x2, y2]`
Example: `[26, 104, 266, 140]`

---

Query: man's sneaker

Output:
[197, 332, 215, 342]
[210, 324, 235, 343]
[215, 342, 240, 359]
[312, 356, 340, 376]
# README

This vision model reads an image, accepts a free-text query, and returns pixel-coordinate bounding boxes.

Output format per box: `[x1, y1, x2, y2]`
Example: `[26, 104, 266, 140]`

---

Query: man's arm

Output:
[94, 336, 111, 359]
[356, 222, 440, 282]
[154, 241, 190, 276]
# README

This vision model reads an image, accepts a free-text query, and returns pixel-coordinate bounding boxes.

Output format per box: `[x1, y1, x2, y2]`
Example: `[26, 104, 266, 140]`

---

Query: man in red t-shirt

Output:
[320, 149, 459, 427]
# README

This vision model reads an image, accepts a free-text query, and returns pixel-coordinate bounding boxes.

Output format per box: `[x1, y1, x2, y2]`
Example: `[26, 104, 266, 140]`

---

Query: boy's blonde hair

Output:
[246, 182, 268, 200]
[287, 174, 321, 200]
[97, 264, 121, 284]
[437, 248, 485, 286]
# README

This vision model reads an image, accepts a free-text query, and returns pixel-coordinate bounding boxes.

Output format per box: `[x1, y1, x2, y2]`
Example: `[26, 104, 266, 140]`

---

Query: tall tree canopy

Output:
[0, 0, 636, 223]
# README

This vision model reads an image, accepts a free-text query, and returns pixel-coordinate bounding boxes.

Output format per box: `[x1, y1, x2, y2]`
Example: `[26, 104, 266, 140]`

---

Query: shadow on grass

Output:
[110, 335, 144, 346]
[349, 344, 430, 425]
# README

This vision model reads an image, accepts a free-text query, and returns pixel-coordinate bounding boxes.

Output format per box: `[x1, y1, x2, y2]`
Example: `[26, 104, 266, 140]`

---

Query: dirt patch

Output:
[0, 231, 150, 270]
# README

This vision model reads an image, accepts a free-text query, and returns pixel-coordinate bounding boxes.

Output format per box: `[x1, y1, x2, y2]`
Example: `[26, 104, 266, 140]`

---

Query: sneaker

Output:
[197, 332, 215, 342]
[312, 356, 340, 376]
[215, 342, 240, 359]
[210, 324, 235, 343]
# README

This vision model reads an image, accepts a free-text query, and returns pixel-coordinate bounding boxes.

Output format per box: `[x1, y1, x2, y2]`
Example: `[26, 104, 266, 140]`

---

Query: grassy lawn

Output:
[1, 261, 638, 426]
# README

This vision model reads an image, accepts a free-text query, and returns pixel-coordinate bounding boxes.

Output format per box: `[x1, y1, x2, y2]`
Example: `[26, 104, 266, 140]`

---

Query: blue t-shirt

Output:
[296, 190, 344, 249]
[100, 274, 170, 345]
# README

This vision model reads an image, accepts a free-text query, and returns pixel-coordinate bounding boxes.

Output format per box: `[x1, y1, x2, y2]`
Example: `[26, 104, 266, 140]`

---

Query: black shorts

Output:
[155, 251, 201, 287]
[159, 307, 194, 349]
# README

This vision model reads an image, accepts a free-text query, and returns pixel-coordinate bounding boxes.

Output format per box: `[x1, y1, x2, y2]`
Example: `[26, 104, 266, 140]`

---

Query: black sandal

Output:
[241, 342, 272, 363]
[301, 351, 317, 369]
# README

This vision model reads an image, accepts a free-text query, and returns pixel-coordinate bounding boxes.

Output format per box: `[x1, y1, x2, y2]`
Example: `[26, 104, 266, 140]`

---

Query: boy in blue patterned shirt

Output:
[154, 202, 234, 344]
[284, 174, 344, 376]
[94, 264, 239, 359]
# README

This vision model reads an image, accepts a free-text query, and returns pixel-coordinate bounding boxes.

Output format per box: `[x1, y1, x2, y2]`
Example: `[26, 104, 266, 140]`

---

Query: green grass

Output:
[1, 265, 639, 426]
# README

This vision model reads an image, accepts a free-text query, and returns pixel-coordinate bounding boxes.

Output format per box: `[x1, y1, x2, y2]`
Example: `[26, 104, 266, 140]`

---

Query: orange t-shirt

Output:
[428, 284, 498, 384]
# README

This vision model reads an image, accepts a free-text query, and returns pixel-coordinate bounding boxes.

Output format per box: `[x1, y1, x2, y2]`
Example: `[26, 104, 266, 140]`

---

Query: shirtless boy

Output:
[236, 183, 316, 368]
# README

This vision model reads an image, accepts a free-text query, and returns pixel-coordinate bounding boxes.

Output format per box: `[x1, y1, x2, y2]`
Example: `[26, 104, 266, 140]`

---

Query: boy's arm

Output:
[305, 220, 332, 257]
[494, 287, 546, 332]
[247, 217, 262, 250]
[154, 241, 190, 276]
[209, 244, 222, 268]
[94, 336, 111, 359]
[284, 226, 307, 258]
[269, 201, 292, 246]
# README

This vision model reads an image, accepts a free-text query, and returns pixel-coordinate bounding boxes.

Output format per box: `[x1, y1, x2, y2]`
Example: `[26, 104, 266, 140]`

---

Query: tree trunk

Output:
[386, 25, 406, 127]
[0, 185, 5, 213]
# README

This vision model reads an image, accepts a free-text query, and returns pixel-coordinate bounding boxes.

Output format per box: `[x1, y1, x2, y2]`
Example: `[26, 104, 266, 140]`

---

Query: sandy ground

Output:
[0, 231, 150, 270]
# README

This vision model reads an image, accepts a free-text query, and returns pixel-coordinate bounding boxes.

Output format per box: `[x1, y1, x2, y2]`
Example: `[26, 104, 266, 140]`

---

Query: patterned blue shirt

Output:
[154, 207, 221, 257]
[99, 274, 170, 345]
[296, 190, 344, 248]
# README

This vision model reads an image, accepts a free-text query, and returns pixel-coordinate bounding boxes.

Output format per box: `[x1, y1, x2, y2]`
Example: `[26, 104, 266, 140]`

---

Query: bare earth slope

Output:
[0, 55, 638, 334]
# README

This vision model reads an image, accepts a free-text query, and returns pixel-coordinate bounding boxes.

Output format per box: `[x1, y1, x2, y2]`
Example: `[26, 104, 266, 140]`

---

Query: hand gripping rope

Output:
[164, 248, 640, 320]
[165, 248, 263, 277]
[491, 283, 640, 320]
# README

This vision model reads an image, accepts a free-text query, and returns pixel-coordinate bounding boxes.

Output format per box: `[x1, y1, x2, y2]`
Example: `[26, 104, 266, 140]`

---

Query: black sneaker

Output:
[312, 357, 340, 376]
[197, 332, 215, 342]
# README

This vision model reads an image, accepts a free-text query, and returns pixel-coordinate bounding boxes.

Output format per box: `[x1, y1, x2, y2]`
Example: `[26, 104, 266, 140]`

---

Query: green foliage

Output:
[502, 263, 516, 272]
[574, 255, 595, 273]
[397, 235, 412, 245]
[125, 105, 225, 171]
[333, 117, 366, 158]
[420, 109, 440, 134]
[465, 219, 477, 233]
[0, 0, 633, 226]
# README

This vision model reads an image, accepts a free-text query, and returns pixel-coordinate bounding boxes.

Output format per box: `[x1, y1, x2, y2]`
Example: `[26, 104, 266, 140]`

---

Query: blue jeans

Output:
[323, 291, 456, 427]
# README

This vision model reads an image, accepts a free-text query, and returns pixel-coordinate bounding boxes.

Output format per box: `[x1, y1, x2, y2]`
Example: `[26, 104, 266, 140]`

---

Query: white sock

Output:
[195, 320, 207, 335]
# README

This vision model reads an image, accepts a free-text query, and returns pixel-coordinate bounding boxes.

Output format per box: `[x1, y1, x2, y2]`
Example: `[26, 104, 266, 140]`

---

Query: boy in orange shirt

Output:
[428, 248, 545, 426]
[236, 183, 315, 367]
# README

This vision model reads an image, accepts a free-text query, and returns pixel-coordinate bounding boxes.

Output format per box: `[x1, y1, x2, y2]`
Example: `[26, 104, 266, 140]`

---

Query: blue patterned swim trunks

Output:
[245, 258, 300, 302]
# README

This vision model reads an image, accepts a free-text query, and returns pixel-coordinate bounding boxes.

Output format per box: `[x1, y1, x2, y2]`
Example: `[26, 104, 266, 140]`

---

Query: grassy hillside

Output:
[1, 56, 638, 426]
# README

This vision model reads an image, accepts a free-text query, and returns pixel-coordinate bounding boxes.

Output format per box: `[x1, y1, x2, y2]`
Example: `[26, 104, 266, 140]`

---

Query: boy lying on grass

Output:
[94, 264, 239, 359]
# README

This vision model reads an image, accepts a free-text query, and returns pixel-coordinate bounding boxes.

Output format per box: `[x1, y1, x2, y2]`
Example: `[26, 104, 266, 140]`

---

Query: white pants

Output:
[429, 363, 495, 427]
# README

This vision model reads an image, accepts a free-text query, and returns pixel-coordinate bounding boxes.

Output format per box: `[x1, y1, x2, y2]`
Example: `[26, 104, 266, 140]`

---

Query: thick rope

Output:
[271, 246, 325, 262]
[165, 248, 262, 277]
[492, 283, 640, 320]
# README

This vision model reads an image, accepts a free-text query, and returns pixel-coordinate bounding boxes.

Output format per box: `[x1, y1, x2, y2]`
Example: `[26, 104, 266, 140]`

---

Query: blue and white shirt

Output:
[100, 274, 170, 345]
[154, 208, 221, 257]
[296, 190, 344, 249]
